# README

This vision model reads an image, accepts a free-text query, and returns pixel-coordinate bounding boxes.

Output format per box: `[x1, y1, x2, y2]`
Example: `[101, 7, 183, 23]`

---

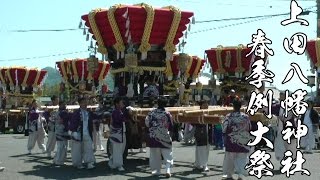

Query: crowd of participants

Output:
[1, 79, 317, 180]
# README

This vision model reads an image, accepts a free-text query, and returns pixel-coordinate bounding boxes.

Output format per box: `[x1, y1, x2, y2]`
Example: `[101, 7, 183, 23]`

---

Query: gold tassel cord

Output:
[216, 46, 226, 74]
[99, 62, 108, 82]
[163, 6, 182, 54]
[60, 62, 69, 82]
[88, 9, 108, 54]
[0, 69, 5, 84]
[72, 60, 79, 82]
[137, 3, 155, 55]
[185, 56, 193, 78]
[6, 69, 14, 88]
[193, 57, 203, 78]
[108, 4, 126, 53]
[32, 71, 41, 88]
[66, 61, 72, 75]
[21, 69, 30, 88]
[235, 45, 245, 73]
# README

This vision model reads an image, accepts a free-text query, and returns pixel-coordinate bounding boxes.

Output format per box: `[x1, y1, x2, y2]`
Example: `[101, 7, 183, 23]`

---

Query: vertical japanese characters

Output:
[244, 0, 311, 178]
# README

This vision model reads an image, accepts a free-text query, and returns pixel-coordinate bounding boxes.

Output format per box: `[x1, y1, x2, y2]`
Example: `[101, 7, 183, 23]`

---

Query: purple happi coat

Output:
[145, 108, 173, 149]
[109, 108, 127, 143]
[69, 108, 96, 141]
[43, 110, 56, 132]
[223, 112, 251, 153]
[28, 108, 45, 132]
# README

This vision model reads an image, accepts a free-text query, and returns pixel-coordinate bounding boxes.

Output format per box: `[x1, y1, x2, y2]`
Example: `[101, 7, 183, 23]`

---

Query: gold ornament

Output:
[125, 53, 138, 68]
[87, 55, 99, 73]
[79, 81, 86, 91]
[178, 53, 191, 73]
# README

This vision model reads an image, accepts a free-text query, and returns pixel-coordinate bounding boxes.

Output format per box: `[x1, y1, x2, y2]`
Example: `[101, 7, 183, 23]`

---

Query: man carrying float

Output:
[145, 97, 173, 178]
[69, 97, 96, 169]
[45, 95, 59, 158]
[53, 101, 70, 165]
[193, 100, 211, 172]
[108, 97, 130, 171]
[27, 100, 47, 154]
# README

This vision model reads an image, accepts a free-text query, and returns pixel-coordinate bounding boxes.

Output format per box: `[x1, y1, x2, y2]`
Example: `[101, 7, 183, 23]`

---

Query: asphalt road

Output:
[0, 134, 320, 180]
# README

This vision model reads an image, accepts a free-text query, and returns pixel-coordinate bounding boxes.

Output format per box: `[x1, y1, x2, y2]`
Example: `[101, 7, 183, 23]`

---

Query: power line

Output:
[0, 51, 88, 62]
[190, 16, 275, 34]
[1, 6, 315, 33]
[8, 28, 87, 32]
[2, 28, 88, 33]
[195, 5, 315, 23]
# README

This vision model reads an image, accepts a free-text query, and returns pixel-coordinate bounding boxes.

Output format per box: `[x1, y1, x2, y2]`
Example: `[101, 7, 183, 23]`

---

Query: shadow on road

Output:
[14, 152, 225, 179]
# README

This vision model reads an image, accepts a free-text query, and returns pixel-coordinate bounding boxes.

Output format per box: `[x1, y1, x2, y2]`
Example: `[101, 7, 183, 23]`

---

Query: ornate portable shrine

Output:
[165, 54, 205, 83]
[0, 67, 47, 107]
[163, 53, 206, 103]
[205, 45, 268, 95]
[80, 3, 195, 98]
[56, 58, 110, 99]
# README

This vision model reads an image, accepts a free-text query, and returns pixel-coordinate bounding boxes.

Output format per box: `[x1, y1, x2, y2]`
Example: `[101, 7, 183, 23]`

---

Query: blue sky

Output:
[0, 0, 317, 92]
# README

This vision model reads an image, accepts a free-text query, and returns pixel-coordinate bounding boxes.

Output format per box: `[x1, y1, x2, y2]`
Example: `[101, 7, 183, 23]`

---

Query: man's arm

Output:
[145, 113, 151, 128]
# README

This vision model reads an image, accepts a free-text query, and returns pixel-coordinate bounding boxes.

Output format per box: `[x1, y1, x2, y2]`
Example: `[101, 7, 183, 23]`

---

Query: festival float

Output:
[205, 45, 269, 99]
[80, 3, 265, 125]
[0, 67, 47, 106]
[55, 58, 110, 103]
[80, 3, 195, 105]
[164, 54, 206, 104]
[0, 67, 47, 133]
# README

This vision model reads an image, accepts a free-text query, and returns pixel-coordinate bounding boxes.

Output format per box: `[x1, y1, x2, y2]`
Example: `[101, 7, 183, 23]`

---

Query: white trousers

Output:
[108, 135, 126, 168]
[149, 147, 173, 173]
[53, 140, 67, 165]
[46, 131, 56, 153]
[93, 124, 104, 151]
[301, 124, 315, 151]
[71, 135, 95, 167]
[223, 152, 248, 178]
[195, 145, 209, 168]
[27, 130, 46, 151]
